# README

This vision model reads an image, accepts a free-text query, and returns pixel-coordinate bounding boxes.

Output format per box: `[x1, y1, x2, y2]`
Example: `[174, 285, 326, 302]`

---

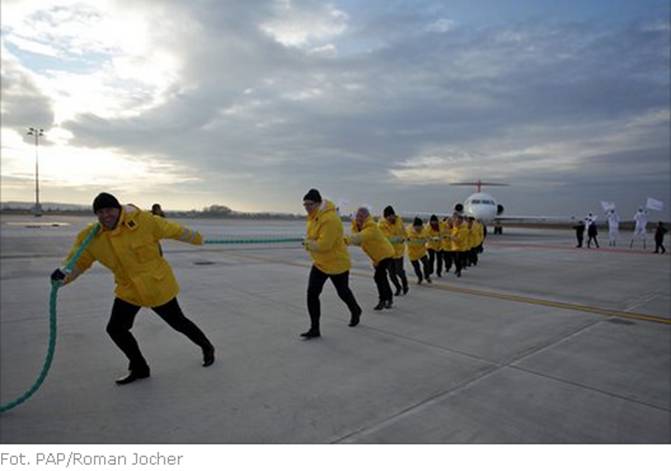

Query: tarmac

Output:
[0, 214, 669, 443]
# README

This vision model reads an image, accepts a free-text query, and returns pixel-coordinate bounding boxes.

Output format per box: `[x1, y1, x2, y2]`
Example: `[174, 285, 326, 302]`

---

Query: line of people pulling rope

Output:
[301, 189, 485, 340]
[48, 190, 484, 385]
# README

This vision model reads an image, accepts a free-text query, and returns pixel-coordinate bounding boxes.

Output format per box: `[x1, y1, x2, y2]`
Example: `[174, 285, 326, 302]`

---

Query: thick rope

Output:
[0, 224, 100, 413]
[204, 237, 304, 245]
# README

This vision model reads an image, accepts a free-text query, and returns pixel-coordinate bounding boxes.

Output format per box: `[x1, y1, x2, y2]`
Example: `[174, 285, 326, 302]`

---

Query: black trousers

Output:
[576, 235, 583, 247]
[587, 235, 599, 248]
[307, 265, 361, 332]
[654, 239, 666, 253]
[443, 251, 454, 272]
[468, 248, 478, 265]
[428, 249, 444, 276]
[106, 297, 212, 370]
[410, 256, 430, 281]
[374, 258, 394, 303]
[387, 257, 408, 291]
[453, 251, 464, 274]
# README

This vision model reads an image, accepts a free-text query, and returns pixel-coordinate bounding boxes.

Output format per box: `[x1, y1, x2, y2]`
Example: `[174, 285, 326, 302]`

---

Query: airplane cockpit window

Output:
[471, 199, 481, 204]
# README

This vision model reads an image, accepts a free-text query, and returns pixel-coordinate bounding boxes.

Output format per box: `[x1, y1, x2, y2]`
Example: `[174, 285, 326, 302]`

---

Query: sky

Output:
[1, 0, 669, 218]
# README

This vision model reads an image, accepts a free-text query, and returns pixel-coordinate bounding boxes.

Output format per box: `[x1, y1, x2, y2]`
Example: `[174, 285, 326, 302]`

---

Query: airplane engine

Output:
[497, 204, 504, 215]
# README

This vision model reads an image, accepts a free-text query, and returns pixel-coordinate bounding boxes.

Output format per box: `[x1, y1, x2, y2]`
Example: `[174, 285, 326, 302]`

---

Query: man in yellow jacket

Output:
[379, 205, 409, 296]
[426, 215, 444, 277]
[406, 217, 431, 284]
[348, 207, 395, 310]
[450, 214, 469, 277]
[302, 189, 362, 339]
[50, 193, 214, 385]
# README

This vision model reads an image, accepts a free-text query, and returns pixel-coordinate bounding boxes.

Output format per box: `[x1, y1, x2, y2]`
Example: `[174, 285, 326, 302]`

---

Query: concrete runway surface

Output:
[1, 214, 669, 443]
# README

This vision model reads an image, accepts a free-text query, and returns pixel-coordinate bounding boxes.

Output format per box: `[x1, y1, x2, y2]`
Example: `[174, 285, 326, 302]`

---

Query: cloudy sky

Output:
[1, 0, 669, 218]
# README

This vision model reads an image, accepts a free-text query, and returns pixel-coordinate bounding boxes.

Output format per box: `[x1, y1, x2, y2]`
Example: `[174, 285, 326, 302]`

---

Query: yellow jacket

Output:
[350, 216, 395, 266]
[65, 205, 203, 307]
[450, 224, 469, 252]
[378, 217, 406, 258]
[305, 200, 351, 275]
[426, 223, 443, 251]
[473, 221, 485, 246]
[440, 221, 453, 251]
[467, 224, 479, 249]
[405, 225, 428, 261]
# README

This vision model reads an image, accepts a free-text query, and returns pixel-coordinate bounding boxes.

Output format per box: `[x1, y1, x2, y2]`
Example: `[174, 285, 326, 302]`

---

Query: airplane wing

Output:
[496, 215, 577, 223]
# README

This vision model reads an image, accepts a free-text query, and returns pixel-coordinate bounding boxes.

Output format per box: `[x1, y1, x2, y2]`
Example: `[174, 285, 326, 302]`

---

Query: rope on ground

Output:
[0, 224, 100, 414]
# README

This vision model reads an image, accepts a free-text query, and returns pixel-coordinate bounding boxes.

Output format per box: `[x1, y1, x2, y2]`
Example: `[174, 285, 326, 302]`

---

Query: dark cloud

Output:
[0, 55, 55, 143]
[50, 1, 670, 216]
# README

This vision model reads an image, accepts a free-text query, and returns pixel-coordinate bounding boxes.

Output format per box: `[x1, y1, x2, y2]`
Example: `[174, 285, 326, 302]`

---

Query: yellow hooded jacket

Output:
[405, 225, 428, 262]
[450, 224, 469, 252]
[305, 200, 352, 275]
[65, 205, 203, 307]
[351, 216, 395, 266]
[426, 223, 443, 251]
[467, 224, 479, 249]
[378, 217, 406, 259]
[440, 220, 453, 251]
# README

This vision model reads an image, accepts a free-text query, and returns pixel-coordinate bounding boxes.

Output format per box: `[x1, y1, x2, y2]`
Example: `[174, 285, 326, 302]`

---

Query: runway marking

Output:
[225, 252, 671, 326]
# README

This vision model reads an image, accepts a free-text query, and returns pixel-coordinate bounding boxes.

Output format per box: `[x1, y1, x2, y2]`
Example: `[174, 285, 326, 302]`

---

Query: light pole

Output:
[27, 127, 44, 217]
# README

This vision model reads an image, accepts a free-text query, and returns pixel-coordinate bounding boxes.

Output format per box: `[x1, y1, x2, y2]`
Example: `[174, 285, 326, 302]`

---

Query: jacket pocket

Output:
[130, 241, 159, 264]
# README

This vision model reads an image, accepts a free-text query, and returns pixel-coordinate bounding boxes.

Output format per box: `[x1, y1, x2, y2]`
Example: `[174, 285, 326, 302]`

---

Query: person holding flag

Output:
[606, 209, 620, 246]
[630, 207, 649, 249]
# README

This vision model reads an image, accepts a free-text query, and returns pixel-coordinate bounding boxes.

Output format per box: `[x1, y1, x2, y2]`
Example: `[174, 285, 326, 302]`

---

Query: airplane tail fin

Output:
[450, 180, 509, 193]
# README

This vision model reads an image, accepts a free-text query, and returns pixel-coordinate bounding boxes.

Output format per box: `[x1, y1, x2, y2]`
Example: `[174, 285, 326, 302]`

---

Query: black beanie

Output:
[93, 192, 121, 213]
[383, 205, 395, 218]
[430, 214, 438, 223]
[303, 188, 322, 203]
[413, 217, 423, 226]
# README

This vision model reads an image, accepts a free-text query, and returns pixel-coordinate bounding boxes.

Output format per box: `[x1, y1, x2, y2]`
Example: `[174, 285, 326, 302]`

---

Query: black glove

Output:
[50, 268, 66, 282]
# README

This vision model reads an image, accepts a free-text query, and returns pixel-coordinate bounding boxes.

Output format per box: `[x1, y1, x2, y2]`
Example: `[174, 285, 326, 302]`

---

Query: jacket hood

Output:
[308, 199, 336, 220]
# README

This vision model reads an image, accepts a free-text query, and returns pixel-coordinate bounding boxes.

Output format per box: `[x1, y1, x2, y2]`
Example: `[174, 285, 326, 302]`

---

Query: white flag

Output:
[600, 201, 615, 211]
[646, 197, 664, 211]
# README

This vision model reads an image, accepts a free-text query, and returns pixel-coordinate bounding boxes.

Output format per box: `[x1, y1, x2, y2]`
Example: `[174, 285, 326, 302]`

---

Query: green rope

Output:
[204, 237, 304, 245]
[0, 224, 100, 413]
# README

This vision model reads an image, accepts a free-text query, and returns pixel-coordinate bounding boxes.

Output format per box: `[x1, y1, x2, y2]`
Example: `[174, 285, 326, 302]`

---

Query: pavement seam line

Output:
[508, 364, 671, 413]
[331, 319, 605, 443]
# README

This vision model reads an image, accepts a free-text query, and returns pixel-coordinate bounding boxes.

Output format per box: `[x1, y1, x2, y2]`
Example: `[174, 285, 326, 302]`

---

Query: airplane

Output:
[404, 179, 575, 234]
[452, 180, 506, 227]
[454, 180, 579, 233]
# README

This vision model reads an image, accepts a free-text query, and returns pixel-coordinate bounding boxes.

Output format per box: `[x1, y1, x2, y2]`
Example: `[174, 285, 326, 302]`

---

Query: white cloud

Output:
[425, 18, 455, 33]
[259, 1, 348, 47]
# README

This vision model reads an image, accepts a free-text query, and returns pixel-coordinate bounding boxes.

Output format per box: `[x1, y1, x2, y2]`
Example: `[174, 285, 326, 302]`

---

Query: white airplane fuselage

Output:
[463, 192, 499, 223]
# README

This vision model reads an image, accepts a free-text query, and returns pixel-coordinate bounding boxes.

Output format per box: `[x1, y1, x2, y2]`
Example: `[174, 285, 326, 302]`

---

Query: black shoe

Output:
[394, 287, 402, 296]
[115, 368, 150, 385]
[384, 299, 393, 309]
[403, 285, 409, 295]
[349, 309, 362, 327]
[456, 271, 461, 277]
[374, 301, 385, 311]
[417, 278, 423, 285]
[426, 277, 432, 284]
[202, 345, 215, 367]
[437, 273, 442, 277]
[300, 330, 321, 339]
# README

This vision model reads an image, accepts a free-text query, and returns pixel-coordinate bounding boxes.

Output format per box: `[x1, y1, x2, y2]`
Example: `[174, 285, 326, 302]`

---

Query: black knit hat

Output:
[383, 205, 395, 218]
[93, 192, 121, 213]
[429, 214, 438, 222]
[303, 188, 322, 203]
[413, 217, 423, 226]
